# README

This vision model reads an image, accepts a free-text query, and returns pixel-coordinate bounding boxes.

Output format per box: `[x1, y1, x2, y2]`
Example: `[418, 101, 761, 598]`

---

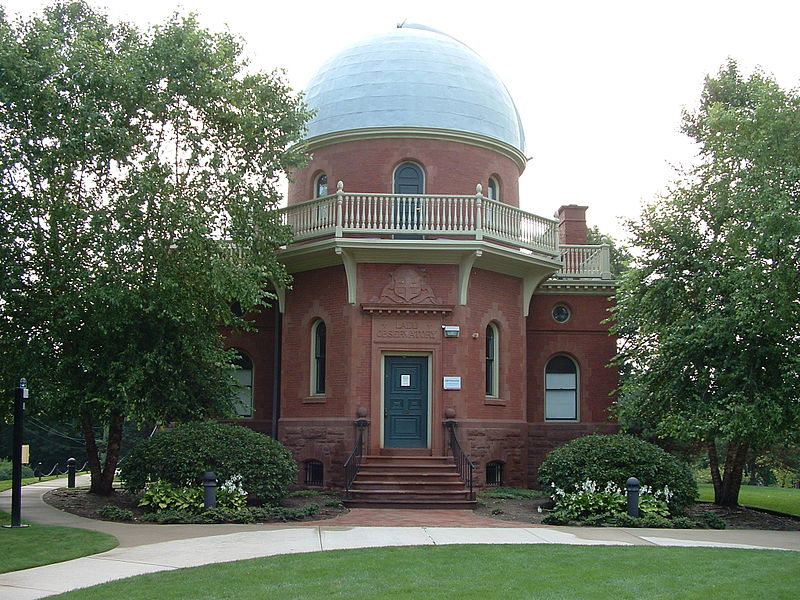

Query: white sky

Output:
[4, 0, 799, 239]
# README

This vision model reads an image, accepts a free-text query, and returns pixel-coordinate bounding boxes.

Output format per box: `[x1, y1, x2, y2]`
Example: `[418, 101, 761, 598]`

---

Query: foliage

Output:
[697, 511, 727, 530]
[611, 60, 800, 507]
[138, 480, 203, 512]
[545, 479, 672, 525]
[96, 505, 134, 521]
[0, 1, 309, 495]
[0, 459, 34, 480]
[120, 422, 297, 503]
[139, 503, 320, 524]
[537, 433, 697, 510]
[478, 487, 550, 500]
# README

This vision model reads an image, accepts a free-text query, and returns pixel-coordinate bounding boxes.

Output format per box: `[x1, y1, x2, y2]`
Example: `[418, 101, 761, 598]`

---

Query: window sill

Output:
[484, 397, 506, 406]
[302, 396, 327, 404]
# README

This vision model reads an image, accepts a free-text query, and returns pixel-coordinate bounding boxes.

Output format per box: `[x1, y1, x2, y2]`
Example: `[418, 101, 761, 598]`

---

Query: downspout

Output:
[271, 306, 282, 440]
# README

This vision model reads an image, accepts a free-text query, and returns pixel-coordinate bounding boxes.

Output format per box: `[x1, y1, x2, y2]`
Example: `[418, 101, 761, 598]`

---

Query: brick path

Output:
[302, 508, 536, 527]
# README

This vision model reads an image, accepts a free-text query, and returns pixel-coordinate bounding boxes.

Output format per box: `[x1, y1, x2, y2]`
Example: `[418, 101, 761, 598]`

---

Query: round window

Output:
[552, 304, 571, 323]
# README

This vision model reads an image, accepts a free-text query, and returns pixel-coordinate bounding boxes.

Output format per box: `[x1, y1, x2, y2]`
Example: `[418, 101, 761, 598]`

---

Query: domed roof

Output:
[304, 24, 526, 152]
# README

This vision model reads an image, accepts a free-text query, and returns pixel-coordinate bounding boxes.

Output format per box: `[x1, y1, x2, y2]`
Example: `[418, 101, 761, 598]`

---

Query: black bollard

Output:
[202, 472, 217, 510]
[36, 462, 42, 481]
[67, 458, 76, 488]
[626, 477, 640, 518]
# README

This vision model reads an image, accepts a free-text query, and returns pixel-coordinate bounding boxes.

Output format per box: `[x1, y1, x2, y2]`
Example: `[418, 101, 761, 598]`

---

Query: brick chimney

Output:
[557, 205, 589, 245]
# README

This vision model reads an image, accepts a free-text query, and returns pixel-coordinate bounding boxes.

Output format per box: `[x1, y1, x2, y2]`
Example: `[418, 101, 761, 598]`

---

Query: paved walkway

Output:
[2, 476, 799, 599]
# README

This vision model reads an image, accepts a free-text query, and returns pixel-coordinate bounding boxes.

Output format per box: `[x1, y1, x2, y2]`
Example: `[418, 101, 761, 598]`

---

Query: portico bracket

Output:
[269, 278, 286, 313]
[336, 246, 357, 304]
[458, 250, 482, 305]
[523, 270, 550, 317]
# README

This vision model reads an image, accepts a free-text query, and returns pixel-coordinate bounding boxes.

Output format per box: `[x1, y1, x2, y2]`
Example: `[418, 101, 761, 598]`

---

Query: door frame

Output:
[380, 351, 432, 449]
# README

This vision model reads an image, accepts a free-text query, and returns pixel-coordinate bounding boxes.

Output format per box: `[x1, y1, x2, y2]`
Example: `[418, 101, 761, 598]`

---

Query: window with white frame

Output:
[231, 350, 253, 418]
[312, 319, 326, 395]
[545, 355, 578, 420]
[314, 173, 328, 198]
[487, 176, 499, 201]
[485, 323, 499, 396]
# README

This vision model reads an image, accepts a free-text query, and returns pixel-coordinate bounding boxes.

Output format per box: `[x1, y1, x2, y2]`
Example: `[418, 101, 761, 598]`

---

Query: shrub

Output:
[537, 433, 697, 511]
[120, 422, 297, 503]
[0, 459, 34, 480]
[697, 511, 727, 529]
[97, 505, 134, 521]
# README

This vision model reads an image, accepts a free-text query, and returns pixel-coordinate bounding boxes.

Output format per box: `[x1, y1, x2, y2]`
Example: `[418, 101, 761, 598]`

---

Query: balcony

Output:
[279, 183, 612, 281]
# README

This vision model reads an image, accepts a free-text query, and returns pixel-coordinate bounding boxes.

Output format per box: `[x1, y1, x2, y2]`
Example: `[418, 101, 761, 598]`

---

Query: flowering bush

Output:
[139, 475, 248, 514]
[547, 479, 671, 524]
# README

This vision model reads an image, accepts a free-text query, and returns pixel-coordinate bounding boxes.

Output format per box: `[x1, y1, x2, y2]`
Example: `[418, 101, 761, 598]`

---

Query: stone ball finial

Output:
[444, 407, 456, 419]
[475, 183, 483, 195]
[356, 406, 368, 418]
[337, 180, 344, 192]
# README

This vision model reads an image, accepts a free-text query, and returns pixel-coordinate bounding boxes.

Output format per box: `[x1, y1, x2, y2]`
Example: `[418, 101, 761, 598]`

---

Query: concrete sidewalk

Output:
[2, 477, 799, 600]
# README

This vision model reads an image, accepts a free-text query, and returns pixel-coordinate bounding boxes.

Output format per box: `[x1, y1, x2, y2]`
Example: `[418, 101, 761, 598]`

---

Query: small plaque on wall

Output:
[443, 377, 461, 390]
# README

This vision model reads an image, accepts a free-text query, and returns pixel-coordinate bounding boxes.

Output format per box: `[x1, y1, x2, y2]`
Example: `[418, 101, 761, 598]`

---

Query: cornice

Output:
[536, 280, 618, 295]
[304, 127, 528, 173]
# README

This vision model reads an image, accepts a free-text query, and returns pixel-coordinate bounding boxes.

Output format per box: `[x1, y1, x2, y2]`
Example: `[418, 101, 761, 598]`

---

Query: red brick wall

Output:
[288, 137, 521, 207]
[223, 304, 277, 433]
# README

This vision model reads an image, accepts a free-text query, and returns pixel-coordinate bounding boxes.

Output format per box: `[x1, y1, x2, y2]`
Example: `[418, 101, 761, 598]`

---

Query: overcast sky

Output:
[4, 0, 799, 239]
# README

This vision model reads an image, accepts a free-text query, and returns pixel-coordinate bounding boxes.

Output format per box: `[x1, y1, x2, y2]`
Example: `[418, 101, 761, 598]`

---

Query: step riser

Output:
[344, 501, 477, 510]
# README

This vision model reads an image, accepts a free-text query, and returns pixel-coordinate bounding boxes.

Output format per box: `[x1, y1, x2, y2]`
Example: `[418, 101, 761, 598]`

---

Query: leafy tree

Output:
[612, 61, 800, 507]
[0, 2, 309, 495]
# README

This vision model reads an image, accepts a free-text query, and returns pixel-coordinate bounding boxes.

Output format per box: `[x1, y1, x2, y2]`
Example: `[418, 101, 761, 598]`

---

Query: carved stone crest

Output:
[379, 266, 441, 304]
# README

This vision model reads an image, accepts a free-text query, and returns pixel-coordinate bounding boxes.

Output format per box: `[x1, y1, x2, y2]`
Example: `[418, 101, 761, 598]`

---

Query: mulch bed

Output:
[475, 496, 800, 530]
[44, 487, 348, 523]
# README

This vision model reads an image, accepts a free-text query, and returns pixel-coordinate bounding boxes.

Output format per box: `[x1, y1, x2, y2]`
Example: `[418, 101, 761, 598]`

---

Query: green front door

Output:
[384, 356, 428, 448]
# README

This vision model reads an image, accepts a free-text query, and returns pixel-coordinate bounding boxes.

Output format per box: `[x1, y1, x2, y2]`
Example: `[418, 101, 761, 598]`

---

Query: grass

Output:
[0, 510, 118, 573]
[0, 473, 88, 493]
[47, 544, 799, 600]
[698, 484, 800, 516]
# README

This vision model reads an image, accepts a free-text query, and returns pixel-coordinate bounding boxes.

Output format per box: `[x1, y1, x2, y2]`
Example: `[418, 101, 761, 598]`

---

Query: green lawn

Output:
[0, 509, 118, 573]
[48, 545, 799, 600]
[0, 473, 88, 493]
[698, 484, 800, 516]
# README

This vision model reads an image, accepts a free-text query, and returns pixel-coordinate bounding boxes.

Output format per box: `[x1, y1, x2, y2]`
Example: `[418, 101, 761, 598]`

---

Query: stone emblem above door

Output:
[379, 265, 442, 304]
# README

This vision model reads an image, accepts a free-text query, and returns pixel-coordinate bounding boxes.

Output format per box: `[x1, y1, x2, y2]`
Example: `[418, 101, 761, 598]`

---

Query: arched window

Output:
[231, 350, 253, 418]
[312, 320, 326, 395]
[545, 355, 578, 421]
[314, 173, 328, 198]
[485, 323, 499, 397]
[393, 162, 424, 194]
[304, 459, 324, 486]
[486, 461, 503, 486]
[487, 176, 499, 201]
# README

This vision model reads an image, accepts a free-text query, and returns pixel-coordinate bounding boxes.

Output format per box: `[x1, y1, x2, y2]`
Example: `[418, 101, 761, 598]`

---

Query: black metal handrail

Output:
[343, 419, 369, 497]
[444, 420, 475, 500]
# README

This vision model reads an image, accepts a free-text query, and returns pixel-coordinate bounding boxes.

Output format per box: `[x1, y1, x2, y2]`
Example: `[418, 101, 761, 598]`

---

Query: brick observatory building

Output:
[227, 24, 618, 506]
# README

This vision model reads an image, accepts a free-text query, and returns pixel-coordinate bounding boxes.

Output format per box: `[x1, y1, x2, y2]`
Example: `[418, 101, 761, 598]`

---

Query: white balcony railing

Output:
[557, 244, 613, 279]
[281, 182, 559, 255]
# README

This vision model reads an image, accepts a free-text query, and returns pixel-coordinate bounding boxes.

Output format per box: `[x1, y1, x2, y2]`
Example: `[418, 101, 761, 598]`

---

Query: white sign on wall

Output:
[443, 377, 461, 390]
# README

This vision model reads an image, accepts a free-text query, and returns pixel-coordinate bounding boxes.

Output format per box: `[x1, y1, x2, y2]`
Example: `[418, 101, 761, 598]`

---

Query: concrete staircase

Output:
[344, 455, 476, 509]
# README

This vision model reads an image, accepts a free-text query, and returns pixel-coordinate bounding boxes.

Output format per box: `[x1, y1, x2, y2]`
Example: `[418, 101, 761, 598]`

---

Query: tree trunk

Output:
[80, 411, 104, 495]
[80, 410, 124, 496]
[98, 411, 124, 496]
[707, 439, 723, 503]
[717, 439, 749, 507]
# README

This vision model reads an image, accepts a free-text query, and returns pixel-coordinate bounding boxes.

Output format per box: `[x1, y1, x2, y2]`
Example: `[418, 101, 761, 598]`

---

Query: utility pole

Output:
[5, 378, 29, 528]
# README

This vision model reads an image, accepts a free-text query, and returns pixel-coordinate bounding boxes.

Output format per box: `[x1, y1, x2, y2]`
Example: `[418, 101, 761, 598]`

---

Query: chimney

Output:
[557, 205, 589, 245]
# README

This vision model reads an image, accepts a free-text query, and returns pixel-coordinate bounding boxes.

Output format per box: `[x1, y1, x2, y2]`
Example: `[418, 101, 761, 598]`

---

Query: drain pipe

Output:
[271, 305, 282, 440]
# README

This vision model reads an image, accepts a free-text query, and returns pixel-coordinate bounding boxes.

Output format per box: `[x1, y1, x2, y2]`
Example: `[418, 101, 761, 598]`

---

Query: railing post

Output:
[601, 244, 613, 279]
[335, 180, 344, 238]
[474, 184, 483, 241]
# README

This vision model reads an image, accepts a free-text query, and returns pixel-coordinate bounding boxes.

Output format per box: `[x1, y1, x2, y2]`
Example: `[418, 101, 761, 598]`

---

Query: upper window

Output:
[393, 162, 424, 195]
[312, 320, 326, 395]
[487, 176, 499, 201]
[485, 323, 499, 397]
[231, 350, 253, 418]
[545, 355, 578, 421]
[314, 173, 328, 198]
[552, 304, 571, 323]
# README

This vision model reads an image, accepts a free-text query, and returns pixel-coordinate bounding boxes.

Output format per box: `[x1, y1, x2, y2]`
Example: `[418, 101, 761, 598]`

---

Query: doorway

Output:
[383, 355, 429, 448]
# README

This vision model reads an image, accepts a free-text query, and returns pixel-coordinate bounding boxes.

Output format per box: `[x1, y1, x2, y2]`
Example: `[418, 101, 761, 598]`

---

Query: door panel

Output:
[384, 356, 428, 448]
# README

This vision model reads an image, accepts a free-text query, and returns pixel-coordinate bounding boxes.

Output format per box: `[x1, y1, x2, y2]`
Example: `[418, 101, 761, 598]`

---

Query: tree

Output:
[612, 61, 800, 507]
[0, 2, 310, 495]
[586, 225, 633, 276]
